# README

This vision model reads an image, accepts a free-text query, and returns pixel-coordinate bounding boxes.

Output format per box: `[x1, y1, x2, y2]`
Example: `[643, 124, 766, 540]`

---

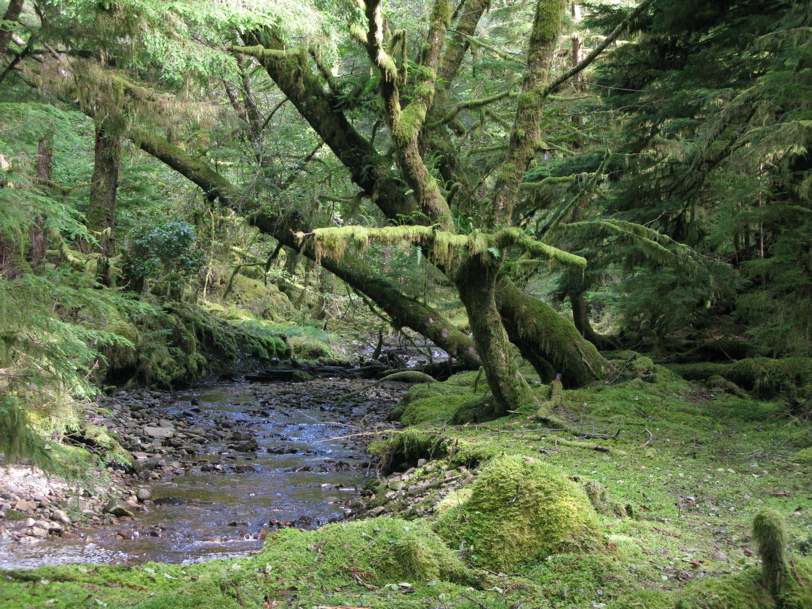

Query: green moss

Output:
[369, 428, 447, 472]
[669, 357, 812, 398]
[435, 454, 603, 571]
[398, 394, 471, 425]
[287, 334, 333, 360]
[792, 446, 812, 463]
[5, 509, 26, 521]
[753, 508, 789, 595]
[256, 517, 474, 588]
[673, 568, 775, 609]
[79, 423, 133, 466]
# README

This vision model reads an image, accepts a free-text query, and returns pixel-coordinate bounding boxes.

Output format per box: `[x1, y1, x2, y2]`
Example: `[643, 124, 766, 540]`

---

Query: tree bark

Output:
[85, 126, 121, 285]
[456, 256, 537, 415]
[30, 134, 52, 269]
[0, 0, 24, 68]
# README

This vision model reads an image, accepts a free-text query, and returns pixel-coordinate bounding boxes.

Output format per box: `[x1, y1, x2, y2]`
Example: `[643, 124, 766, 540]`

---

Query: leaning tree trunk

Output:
[456, 256, 537, 415]
[0, 0, 24, 68]
[496, 278, 608, 387]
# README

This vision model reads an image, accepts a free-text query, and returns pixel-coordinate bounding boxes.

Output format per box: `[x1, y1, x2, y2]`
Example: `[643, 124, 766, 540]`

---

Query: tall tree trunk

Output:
[85, 126, 121, 285]
[0, 0, 24, 68]
[30, 134, 52, 269]
[456, 256, 537, 416]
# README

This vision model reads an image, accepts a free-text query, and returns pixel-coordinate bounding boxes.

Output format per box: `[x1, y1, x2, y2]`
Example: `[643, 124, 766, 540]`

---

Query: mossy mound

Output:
[390, 373, 489, 423]
[286, 334, 333, 359]
[71, 423, 134, 467]
[369, 429, 499, 474]
[258, 517, 474, 587]
[104, 302, 289, 387]
[435, 454, 603, 571]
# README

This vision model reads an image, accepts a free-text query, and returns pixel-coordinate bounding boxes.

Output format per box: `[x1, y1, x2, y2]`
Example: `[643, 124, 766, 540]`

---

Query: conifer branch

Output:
[541, 0, 656, 98]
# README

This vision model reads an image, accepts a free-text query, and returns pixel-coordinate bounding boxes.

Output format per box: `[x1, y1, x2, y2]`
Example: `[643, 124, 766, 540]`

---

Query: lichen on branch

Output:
[293, 224, 586, 271]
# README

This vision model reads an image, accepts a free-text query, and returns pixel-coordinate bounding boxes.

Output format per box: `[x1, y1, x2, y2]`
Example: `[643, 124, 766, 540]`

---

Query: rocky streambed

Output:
[0, 377, 408, 569]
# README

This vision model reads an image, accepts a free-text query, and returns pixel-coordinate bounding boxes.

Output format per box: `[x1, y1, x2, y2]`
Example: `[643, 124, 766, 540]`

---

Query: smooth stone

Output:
[144, 426, 174, 438]
[136, 489, 152, 502]
[102, 499, 135, 518]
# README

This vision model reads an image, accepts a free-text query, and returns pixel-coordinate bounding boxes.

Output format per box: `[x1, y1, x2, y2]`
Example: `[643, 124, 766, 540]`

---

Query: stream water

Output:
[1, 379, 402, 569]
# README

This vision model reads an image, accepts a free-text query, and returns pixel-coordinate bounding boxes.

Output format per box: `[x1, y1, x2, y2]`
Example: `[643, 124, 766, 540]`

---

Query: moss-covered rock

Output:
[77, 423, 133, 467]
[669, 357, 812, 399]
[259, 517, 474, 586]
[435, 454, 603, 571]
[226, 273, 294, 321]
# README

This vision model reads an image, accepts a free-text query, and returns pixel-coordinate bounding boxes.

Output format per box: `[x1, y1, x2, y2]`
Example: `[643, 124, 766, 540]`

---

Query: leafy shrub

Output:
[123, 220, 204, 299]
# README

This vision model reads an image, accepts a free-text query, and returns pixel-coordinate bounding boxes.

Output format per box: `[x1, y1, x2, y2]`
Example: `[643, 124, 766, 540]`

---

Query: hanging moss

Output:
[435, 454, 603, 571]
[102, 303, 288, 387]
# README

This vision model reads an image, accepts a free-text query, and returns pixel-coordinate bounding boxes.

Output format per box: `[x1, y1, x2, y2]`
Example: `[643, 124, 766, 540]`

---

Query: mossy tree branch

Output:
[488, 0, 568, 229]
[363, 0, 455, 231]
[233, 37, 416, 222]
[292, 225, 586, 271]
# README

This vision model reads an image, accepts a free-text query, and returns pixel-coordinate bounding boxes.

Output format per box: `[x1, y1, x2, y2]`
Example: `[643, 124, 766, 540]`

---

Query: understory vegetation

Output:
[3, 365, 812, 608]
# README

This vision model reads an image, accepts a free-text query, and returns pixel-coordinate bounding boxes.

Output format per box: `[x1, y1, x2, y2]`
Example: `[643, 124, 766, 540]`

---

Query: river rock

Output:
[144, 426, 173, 439]
[232, 439, 258, 452]
[15, 499, 37, 513]
[102, 499, 135, 518]
[136, 489, 152, 502]
[30, 526, 48, 538]
[52, 509, 71, 525]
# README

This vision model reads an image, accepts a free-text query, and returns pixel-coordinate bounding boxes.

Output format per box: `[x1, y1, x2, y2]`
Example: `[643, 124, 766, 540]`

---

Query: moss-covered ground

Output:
[3, 359, 811, 609]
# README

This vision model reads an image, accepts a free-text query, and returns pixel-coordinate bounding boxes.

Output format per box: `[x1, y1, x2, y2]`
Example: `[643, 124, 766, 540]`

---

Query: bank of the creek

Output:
[0, 378, 408, 569]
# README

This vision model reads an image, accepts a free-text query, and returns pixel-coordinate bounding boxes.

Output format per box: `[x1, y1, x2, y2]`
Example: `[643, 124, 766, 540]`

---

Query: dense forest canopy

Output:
[1, 0, 810, 464]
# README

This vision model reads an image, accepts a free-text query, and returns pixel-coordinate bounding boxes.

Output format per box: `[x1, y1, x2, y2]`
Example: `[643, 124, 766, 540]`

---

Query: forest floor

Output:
[1, 357, 811, 609]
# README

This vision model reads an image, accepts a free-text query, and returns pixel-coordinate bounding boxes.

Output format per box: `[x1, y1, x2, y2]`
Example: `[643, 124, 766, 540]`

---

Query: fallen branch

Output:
[337, 371, 436, 405]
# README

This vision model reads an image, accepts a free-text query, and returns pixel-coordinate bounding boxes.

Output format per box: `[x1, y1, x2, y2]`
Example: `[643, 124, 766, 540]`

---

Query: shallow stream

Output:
[1, 379, 402, 569]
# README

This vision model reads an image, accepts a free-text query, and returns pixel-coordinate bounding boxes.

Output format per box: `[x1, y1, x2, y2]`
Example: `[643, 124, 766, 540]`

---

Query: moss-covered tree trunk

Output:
[496, 278, 608, 386]
[456, 256, 537, 415]
[30, 134, 53, 269]
[85, 126, 121, 285]
[0, 0, 23, 68]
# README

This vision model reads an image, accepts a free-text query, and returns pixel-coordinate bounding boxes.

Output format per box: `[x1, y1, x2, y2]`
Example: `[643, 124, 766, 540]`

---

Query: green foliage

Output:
[0, 270, 140, 468]
[123, 219, 204, 299]
[587, 0, 812, 355]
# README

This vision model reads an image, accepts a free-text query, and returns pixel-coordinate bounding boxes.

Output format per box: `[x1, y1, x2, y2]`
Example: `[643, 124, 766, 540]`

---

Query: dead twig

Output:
[229, 581, 245, 607]
[643, 428, 654, 447]
[461, 593, 492, 609]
